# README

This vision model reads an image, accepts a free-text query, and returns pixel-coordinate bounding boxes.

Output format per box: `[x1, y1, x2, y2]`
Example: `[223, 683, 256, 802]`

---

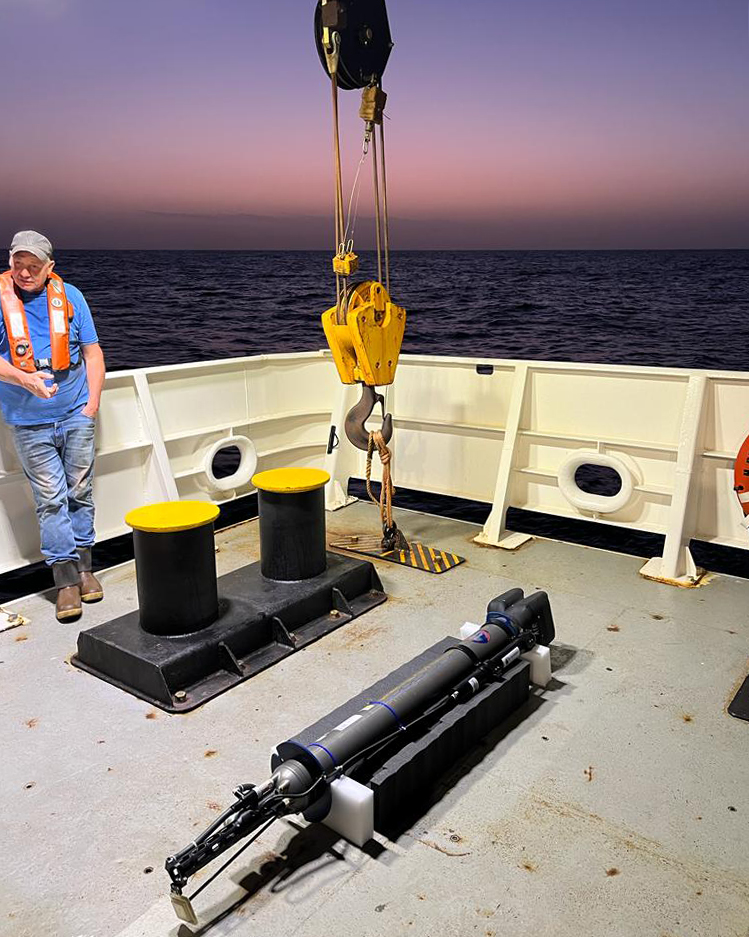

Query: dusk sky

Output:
[1, 0, 747, 249]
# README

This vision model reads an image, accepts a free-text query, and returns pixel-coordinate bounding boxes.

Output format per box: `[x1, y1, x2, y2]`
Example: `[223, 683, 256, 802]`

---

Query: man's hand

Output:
[81, 402, 98, 418]
[22, 372, 58, 399]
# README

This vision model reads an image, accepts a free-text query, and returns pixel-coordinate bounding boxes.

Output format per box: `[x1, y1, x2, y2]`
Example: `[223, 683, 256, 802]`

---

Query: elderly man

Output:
[0, 231, 106, 621]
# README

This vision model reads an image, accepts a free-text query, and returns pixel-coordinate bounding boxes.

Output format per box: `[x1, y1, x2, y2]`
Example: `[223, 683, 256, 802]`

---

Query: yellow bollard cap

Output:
[125, 500, 220, 533]
[252, 467, 330, 494]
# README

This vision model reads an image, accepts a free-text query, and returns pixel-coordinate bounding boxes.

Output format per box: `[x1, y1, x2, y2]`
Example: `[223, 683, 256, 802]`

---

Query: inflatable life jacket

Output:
[0, 270, 73, 373]
[734, 433, 749, 526]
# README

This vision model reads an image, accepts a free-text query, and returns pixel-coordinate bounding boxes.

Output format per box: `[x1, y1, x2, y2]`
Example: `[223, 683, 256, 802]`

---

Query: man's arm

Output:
[81, 342, 105, 417]
[0, 357, 58, 398]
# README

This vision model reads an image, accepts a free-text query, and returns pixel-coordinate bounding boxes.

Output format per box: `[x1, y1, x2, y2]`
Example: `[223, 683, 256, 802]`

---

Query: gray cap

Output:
[10, 230, 53, 263]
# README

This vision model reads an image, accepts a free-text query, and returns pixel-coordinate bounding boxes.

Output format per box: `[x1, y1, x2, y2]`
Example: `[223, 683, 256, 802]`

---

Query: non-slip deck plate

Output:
[330, 535, 465, 574]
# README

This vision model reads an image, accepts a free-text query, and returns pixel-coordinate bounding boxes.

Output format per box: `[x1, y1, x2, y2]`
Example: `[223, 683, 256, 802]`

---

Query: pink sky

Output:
[1, 0, 747, 248]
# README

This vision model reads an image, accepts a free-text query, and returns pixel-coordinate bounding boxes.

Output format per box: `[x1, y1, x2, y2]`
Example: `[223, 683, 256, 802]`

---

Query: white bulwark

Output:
[0, 351, 747, 584]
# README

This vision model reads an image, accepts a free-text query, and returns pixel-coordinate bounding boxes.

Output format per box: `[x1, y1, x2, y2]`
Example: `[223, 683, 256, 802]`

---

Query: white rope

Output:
[341, 129, 371, 253]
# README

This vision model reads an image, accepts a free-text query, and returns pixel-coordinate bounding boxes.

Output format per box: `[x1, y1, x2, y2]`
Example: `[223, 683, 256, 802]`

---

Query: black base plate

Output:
[728, 673, 749, 721]
[286, 637, 530, 835]
[72, 553, 385, 713]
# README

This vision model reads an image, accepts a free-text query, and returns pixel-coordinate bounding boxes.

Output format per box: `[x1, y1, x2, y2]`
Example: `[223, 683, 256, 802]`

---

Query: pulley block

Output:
[321, 280, 406, 386]
[314, 0, 393, 90]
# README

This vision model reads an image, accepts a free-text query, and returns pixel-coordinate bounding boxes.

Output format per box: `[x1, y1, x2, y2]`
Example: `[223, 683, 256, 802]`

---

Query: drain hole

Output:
[211, 445, 242, 479]
[574, 464, 622, 497]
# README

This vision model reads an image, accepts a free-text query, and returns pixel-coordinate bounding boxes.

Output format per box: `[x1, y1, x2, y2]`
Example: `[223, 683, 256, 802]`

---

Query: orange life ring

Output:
[734, 433, 749, 517]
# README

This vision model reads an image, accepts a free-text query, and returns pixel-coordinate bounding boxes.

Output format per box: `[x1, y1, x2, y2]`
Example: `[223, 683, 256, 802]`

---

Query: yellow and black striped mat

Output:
[330, 535, 465, 574]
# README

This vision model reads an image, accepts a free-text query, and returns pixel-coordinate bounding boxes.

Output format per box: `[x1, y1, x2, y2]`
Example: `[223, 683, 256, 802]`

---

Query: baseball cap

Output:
[10, 230, 53, 263]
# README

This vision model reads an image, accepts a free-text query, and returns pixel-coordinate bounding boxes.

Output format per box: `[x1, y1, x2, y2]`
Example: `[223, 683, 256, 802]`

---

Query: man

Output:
[0, 231, 106, 621]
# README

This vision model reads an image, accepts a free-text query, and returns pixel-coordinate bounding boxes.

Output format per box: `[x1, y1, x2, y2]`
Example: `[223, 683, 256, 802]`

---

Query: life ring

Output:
[203, 436, 257, 493]
[557, 449, 637, 515]
[734, 433, 749, 518]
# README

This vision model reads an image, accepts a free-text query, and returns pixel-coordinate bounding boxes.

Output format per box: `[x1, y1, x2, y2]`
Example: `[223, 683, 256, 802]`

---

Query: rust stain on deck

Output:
[519, 791, 749, 897]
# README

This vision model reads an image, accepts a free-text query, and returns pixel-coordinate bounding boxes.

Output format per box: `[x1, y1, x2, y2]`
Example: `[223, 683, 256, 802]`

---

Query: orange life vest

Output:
[0, 270, 73, 373]
[734, 433, 749, 522]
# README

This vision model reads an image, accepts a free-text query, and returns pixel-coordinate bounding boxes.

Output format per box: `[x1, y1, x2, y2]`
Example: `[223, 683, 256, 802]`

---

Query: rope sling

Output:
[366, 429, 394, 528]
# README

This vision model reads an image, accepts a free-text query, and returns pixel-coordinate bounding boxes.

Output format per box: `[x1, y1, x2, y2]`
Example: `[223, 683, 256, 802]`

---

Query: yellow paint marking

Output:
[415, 542, 430, 570]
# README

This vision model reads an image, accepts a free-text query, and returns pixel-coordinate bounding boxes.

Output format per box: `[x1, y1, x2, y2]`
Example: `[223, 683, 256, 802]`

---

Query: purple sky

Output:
[1, 0, 748, 248]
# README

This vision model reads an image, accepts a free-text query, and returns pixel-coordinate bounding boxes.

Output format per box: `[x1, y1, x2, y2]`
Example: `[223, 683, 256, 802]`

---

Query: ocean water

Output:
[55, 249, 749, 372]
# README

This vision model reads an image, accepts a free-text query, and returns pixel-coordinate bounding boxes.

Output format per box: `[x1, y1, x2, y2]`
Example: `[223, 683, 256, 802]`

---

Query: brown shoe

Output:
[57, 585, 82, 621]
[80, 570, 104, 603]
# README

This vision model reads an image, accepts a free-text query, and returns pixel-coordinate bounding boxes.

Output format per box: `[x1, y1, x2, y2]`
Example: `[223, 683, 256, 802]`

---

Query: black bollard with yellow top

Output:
[253, 468, 329, 581]
[125, 501, 220, 636]
[73, 473, 386, 713]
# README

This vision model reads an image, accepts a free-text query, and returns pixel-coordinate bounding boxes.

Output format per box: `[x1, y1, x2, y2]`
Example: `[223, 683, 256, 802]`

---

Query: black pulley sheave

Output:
[314, 0, 393, 90]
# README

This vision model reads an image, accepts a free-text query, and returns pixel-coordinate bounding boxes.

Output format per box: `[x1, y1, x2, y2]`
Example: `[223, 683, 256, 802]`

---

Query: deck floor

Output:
[2, 502, 748, 937]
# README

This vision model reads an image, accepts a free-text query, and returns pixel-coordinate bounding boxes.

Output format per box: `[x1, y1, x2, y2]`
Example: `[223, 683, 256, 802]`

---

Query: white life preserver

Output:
[203, 435, 257, 493]
[557, 449, 637, 515]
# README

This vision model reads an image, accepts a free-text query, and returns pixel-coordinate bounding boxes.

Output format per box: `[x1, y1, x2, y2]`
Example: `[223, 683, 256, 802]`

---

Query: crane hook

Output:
[344, 384, 393, 451]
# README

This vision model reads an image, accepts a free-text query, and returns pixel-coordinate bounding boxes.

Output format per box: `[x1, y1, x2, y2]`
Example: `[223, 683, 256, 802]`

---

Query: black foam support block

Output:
[289, 637, 531, 834]
[72, 552, 385, 712]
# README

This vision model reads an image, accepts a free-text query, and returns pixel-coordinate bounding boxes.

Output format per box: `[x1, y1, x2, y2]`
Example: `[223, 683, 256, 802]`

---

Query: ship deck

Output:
[2, 502, 748, 937]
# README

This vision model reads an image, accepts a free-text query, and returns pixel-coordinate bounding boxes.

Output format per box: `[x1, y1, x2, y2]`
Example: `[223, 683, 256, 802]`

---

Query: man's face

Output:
[9, 251, 54, 292]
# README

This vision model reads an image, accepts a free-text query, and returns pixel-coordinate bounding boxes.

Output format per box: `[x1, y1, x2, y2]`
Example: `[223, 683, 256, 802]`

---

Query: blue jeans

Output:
[12, 411, 96, 569]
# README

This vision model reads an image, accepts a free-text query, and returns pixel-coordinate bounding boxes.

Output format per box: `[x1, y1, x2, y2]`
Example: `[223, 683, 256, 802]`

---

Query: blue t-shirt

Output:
[0, 281, 99, 426]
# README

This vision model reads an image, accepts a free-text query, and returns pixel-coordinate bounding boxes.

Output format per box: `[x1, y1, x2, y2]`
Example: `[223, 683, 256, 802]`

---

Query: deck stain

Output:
[417, 837, 471, 857]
